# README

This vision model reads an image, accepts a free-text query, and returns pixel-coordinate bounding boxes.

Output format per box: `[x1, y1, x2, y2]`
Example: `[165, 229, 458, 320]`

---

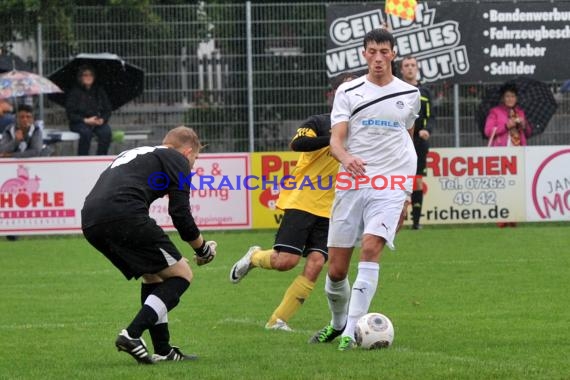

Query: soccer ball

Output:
[355, 312, 394, 349]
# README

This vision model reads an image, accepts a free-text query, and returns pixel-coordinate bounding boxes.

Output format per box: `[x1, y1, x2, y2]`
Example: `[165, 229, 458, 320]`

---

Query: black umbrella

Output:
[47, 53, 144, 111]
[477, 76, 558, 138]
[0, 54, 29, 73]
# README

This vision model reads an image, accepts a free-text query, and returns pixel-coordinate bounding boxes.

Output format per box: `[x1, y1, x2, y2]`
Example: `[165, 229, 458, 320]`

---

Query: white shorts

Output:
[327, 188, 407, 250]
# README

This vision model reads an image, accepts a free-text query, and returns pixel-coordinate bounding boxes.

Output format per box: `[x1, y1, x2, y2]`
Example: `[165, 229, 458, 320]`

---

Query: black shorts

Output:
[82, 216, 183, 280]
[414, 139, 429, 176]
[274, 209, 329, 260]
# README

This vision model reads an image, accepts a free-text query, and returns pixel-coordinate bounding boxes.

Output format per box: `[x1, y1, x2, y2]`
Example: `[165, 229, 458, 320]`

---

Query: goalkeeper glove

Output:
[193, 240, 217, 266]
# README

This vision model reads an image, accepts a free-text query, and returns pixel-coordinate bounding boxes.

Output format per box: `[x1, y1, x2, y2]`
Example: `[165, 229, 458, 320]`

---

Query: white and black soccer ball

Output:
[355, 312, 394, 349]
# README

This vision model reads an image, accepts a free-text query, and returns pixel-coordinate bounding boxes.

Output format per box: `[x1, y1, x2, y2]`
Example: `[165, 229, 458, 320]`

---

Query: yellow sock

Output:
[251, 249, 273, 269]
[268, 275, 315, 325]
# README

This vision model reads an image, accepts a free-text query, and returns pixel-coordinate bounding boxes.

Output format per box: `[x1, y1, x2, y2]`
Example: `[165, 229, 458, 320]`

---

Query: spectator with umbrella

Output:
[64, 65, 112, 155]
[48, 53, 144, 156]
[0, 54, 32, 133]
[482, 81, 537, 229]
[0, 68, 63, 144]
[478, 76, 558, 143]
[484, 82, 532, 147]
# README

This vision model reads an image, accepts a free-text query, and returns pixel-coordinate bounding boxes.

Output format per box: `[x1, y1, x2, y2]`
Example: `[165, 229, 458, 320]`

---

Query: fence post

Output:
[246, 1, 254, 152]
[37, 20, 44, 121]
[453, 83, 460, 147]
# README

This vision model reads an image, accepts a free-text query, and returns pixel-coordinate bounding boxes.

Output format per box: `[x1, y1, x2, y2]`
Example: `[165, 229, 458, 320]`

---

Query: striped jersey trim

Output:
[345, 81, 365, 93]
[350, 89, 418, 118]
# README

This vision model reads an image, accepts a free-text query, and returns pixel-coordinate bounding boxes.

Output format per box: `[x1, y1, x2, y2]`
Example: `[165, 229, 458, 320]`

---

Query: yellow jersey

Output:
[276, 114, 339, 218]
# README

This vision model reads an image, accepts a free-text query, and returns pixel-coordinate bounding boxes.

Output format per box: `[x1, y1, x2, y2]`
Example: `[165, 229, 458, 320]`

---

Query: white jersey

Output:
[331, 75, 420, 192]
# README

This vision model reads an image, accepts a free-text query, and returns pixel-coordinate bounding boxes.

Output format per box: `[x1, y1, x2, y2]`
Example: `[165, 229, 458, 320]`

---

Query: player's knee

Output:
[142, 273, 162, 284]
[360, 246, 381, 262]
[303, 253, 325, 281]
[273, 252, 300, 271]
[181, 263, 193, 283]
[171, 259, 193, 282]
[328, 266, 348, 282]
[153, 276, 190, 311]
[306, 251, 325, 270]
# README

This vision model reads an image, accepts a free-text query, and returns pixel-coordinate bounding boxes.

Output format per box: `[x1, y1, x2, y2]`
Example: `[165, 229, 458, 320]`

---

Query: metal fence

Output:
[4, 1, 570, 153]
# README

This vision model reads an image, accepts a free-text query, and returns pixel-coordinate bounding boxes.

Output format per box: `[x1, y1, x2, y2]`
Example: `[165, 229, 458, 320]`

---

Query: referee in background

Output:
[400, 55, 436, 230]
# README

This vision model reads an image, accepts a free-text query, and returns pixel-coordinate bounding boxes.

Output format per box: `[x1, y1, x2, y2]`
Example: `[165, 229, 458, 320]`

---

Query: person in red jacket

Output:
[484, 84, 532, 147]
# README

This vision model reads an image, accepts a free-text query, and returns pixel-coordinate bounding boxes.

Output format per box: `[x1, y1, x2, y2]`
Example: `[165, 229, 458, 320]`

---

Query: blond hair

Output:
[162, 126, 202, 152]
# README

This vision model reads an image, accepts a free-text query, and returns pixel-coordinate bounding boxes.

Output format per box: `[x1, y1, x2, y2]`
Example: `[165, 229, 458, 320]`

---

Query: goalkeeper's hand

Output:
[193, 240, 217, 266]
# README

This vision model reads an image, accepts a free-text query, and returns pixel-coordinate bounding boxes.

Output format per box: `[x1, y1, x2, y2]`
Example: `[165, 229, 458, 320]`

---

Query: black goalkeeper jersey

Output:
[82, 146, 199, 242]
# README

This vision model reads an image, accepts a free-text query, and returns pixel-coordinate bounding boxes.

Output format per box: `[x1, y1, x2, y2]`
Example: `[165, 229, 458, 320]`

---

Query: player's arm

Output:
[330, 85, 366, 176]
[290, 117, 329, 152]
[168, 190, 217, 266]
[407, 90, 421, 140]
[331, 121, 366, 176]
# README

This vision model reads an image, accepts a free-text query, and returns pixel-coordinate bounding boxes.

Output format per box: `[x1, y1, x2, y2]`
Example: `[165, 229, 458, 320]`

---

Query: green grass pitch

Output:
[0, 224, 568, 379]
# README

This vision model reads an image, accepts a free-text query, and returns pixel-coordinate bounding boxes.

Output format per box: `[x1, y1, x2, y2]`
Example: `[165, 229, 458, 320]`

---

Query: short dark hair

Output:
[363, 28, 395, 50]
[500, 83, 518, 97]
[330, 72, 357, 91]
[17, 104, 33, 114]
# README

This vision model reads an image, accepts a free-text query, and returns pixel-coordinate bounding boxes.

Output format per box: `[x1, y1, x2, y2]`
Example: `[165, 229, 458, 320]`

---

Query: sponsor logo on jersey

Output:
[361, 119, 401, 128]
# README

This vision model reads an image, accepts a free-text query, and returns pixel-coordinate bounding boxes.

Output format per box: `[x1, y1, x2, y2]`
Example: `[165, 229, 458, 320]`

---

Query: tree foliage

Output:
[0, 0, 191, 52]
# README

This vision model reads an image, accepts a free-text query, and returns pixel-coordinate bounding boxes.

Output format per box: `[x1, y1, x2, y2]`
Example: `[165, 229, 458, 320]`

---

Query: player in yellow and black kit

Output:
[229, 73, 356, 331]
[400, 56, 436, 230]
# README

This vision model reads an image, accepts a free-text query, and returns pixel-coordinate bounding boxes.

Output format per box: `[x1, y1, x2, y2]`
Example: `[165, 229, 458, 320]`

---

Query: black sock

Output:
[150, 323, 172, 356]
[141, 283, 159, 305]
[411, 190, 423, 225]
[126, 305, 158, 339]
[152, 277, 190, 311]
[141, 283, 172, 355]
[127, 278, 190, 339]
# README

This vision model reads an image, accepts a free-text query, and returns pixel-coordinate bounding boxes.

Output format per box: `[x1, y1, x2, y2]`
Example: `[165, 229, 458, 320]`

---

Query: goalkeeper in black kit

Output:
[81, 126, 217, 364]
[400, 55, 436, 229]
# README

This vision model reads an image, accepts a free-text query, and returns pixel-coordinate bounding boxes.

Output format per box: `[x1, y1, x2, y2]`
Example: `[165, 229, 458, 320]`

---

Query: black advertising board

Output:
[326, 2, 570, 83]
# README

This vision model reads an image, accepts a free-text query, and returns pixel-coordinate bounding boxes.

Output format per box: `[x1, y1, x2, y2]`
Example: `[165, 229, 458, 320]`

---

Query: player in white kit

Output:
[309, 28, 420, 350]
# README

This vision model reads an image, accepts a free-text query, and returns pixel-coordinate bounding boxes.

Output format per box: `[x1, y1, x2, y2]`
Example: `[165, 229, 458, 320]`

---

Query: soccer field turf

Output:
[0, 224, 568, 379]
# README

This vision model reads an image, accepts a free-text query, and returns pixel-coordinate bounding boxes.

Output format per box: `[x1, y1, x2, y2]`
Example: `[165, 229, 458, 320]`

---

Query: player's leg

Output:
[120, 259, 193, 361]
[247, 248, 302, 273]
[139, 275, 168, 355]
[114, 218, 195, 362]
[137, 273, 198, 362]
[82, 221, 156, 364]
[310, 190, 362, 344]
[339, 234, 384, 350]
[266, 216, 328, 330]
[229, 209, 311, 283]
[338, 189, 406, 350]
[412, 141, 428, 229]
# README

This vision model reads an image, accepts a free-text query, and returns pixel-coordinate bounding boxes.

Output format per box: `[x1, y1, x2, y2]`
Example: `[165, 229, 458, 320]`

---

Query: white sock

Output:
[144, 294, 167, 322]
[342, 261, 379, 339]
[325, 274, 350, 331]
